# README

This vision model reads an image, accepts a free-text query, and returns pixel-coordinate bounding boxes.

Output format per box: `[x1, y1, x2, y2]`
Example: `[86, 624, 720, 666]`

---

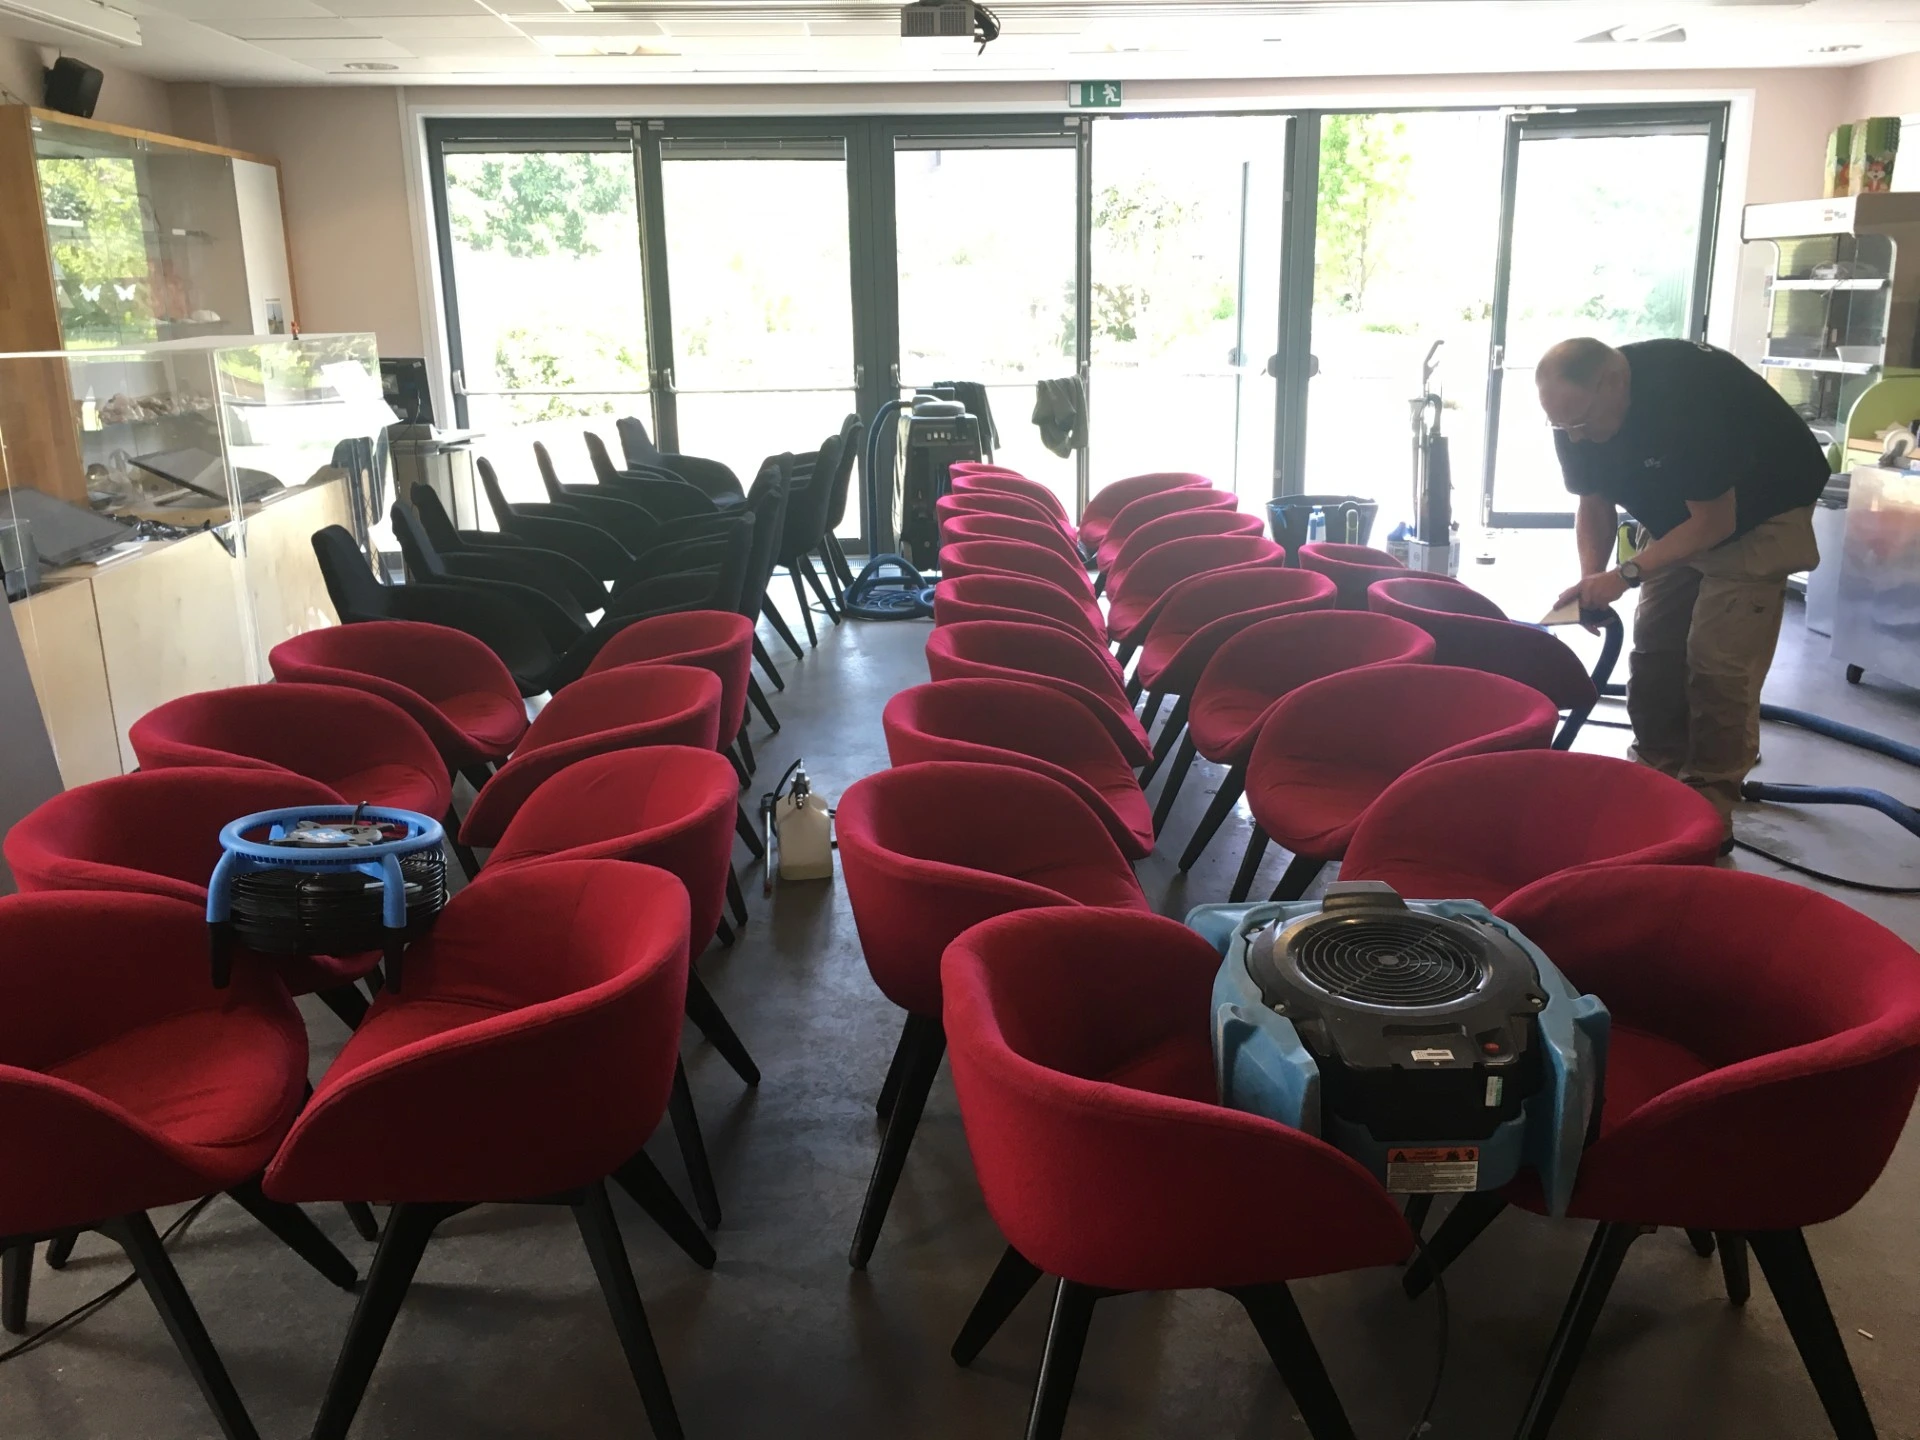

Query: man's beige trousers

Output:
[1627, 503, 1821, 821]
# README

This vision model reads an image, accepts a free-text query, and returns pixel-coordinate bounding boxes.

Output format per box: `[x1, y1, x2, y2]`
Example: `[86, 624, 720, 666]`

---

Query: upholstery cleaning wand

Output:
[1409, 340, 1453, 574]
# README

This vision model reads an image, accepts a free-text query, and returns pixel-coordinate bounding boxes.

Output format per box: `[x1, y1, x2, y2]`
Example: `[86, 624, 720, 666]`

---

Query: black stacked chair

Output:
[390, 498, 591, 647]
[477, 457, 633, 583]
[770, 426, 848, 650]
[539, 441, 745, 569]
[409, 484, 605, 614]
[312, 524, 562, 696]
[528, 441, 660, 552]
[736, 456, 792, 728]
[585, 431, 738, 519]
[817, 412, 863, 591]
[614, 415, 749, 510]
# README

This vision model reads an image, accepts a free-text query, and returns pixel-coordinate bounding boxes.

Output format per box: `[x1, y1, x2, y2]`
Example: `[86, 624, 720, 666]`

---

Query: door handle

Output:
[1491, 344, 1505, 370]
[451, 369, 466, 395]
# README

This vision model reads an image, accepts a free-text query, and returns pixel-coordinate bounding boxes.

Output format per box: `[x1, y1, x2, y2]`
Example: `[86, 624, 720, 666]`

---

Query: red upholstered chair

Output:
[1408, 867, 1920, 1440]
[3, 767, 384, 1027]
[1093, 485, 1238, 573]
[942, 906, 1412, 1440]
[1297, 541, 1411, 609]
[1369, 575, 1609, 749]
[883, 679, 1153, 860]
[1101, 505, 1265, 591]
[459, 664, 722, 847]
[1233, 663, 1559, 902]
[926, 620, 1152, 766]
[936, 491, 1077, 547]
[1340, 751, 1724, 906]
[933, 553, 1104, 639]
[1131, 566, 1340, 829]
[932, 575, 1122, 682]
[1178, 610, 1437, 872]
[1078, 471, 1209, 556]
[939, 511, 1085, 568]
[481, 745, 757, 1228]
[939, 537, 1097, 602]
[1106, 533, 1282, 650]
[263, 861, 699, 1440]
[582, 608, 754, 766]
[131, 683, 452, 823]
[269, 621, 528, 786]
[837, 761, 1147, 1270]
[949, 470, 1071, 525]
[0, 892, 358, 1440]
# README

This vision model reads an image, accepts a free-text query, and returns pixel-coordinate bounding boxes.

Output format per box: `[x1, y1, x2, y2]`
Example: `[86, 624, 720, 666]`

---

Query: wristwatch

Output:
[1618, 560, 1643, 588]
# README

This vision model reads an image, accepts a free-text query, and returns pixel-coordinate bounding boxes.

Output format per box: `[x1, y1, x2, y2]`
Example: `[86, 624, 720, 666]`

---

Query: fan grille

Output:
[1289, 915, 1486, 1008]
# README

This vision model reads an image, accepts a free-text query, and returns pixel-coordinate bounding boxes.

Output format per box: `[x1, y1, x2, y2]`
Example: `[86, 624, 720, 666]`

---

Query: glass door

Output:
[891, 130, 1081, 517]
[656, 131, 859, 486]
[432, 133, 653, 498]
[1481, 107, 1726, 526]
[1089, 114, 1291, 511]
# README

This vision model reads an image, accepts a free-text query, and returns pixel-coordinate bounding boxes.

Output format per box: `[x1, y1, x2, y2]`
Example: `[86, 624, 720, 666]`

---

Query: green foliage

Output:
[493, 325, 642, 424]
[1087, 179, 1189, 345]
[1315, 114, 1411, 313]
[39, 156, 154, 344]
[448, 152, 632, 259]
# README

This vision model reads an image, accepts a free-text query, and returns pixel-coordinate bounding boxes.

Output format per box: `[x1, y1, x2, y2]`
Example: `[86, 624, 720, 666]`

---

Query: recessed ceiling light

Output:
[1579, 22, 1686, 44]
[343, 61, 398, 71]
[1814, 43, 1862, 53]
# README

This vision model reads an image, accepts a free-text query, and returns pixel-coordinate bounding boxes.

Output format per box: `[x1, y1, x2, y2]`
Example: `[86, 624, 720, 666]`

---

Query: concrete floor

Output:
[6, 557, 1920, 1440]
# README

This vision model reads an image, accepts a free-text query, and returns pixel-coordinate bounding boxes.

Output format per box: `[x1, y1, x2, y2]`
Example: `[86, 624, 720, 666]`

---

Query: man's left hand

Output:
[1555, 568, 1629, 613]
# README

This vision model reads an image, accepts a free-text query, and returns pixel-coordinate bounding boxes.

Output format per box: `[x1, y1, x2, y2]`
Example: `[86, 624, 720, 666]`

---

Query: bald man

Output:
[1542, 337, 1826, 833]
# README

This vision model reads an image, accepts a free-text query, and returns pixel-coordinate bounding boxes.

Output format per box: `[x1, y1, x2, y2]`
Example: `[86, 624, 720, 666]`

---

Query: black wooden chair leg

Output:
[1179, 762, 1247, 872]
[667, 1060, 723, 1230]
[614, 1151, 716, 1271]
[1114, 640, 1137, 671]
[1026, 1279, 1100, 1440]
[1403, 1194, 1434, 1238]
[1125, 672, 1144, 705]
[715, 915, 736, 947]
[45, 1230, 76, 1269]
[1716, 1231, 1751, 1306]
[875, 1019, 914, 1119]
[1138, 687, 1165, 732]
[100, 1211, 263, 1440]
[747, 676, 782, 734]
[1750, 1229, 1877, 1440]
[1232, 1282, 1360, 1440]
[736, 804, 767, 863]
[790, 570, 819, 647]
[2, 1244, 29, 1334]
[1270, 853, 1327, 903]
[573, 1180, 686, 1440]
[826, 533, 857, 588]
[443, 806, 482, 881]
[1404, 1192, 1509, 1298]
[727, 858, 753, 921]
[344, 1202, 380, 1242]
[316, 983, 370, 1032]
[848, 1013, 946, 1270]
[1229, 826, 1270, 903]
[753, 633, 787, 691]
[1687, 1228, 1717, 1257]
[725, 745, 750, 787]
[736, 724, 757, 775]
[798, 554, 840, 623]
[685, 969, 760, 1086]
[226, 1180, 358, 1290]
[309, 1203, 453, 1440]
[1514, 1221, 1642, 1440]
[1151, 733, 1199, 835]
[1138, 695, 1190, 786]
[762, 595, 806, 661]
[952, 1246, 1044, 1365]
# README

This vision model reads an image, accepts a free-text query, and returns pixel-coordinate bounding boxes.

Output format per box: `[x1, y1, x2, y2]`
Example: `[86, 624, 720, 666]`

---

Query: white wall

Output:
[1846, 52, 1920, 122]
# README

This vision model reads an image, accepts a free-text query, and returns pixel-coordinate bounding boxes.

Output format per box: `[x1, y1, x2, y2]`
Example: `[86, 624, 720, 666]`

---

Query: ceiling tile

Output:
[217, 17, 371, 39]
[141, 0, 332, 18]
[365, 14, 520, 35]
[251, 35, 416, 56]
[315, 0, 492, 15]
[414, 35, 544, 53]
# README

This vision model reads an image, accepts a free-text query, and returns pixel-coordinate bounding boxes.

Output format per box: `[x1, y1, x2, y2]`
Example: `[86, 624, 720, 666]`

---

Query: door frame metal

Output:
[1480, 103, 1729, 529]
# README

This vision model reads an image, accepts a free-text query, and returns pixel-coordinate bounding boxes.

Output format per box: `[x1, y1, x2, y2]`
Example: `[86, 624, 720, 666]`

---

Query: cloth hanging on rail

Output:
[1032, 377, 1086, 458]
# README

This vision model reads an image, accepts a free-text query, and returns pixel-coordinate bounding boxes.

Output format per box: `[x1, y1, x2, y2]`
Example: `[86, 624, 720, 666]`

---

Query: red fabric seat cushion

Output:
[1106, 535, 1281, 644]
[1078, 472, 1209, 551]
[925, 621, 1151, 766]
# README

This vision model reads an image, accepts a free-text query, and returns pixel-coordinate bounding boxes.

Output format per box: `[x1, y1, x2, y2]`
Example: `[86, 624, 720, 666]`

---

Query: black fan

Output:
[1290, 914, 1487, 1008]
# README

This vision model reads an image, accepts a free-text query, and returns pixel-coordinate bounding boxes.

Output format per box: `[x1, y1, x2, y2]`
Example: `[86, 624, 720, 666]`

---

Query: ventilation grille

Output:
[1289, 915, 1486, 1008]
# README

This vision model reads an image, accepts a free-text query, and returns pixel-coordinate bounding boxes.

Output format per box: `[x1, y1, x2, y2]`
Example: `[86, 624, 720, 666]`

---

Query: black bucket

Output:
[1267, 495, 1378, 556]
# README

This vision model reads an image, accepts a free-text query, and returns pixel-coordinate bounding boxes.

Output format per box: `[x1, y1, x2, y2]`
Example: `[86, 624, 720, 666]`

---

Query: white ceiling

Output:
[5, 0, 1919, 86]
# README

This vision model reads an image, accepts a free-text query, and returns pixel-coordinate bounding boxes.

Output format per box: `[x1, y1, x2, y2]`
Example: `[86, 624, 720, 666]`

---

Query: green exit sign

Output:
[1069, 81, 1123, 109]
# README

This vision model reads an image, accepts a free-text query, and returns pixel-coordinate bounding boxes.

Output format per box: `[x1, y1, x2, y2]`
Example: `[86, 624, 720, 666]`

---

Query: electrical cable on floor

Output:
[1731, 839, 1920, 896]
[0, 1197, 216, 1366]
[1403, 1229, 1448, 1440]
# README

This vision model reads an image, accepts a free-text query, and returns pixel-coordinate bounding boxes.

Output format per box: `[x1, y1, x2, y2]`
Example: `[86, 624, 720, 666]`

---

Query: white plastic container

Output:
[775, 765, 834, 881]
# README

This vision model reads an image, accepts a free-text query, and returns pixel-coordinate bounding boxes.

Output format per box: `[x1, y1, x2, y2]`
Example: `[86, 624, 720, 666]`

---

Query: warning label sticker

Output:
[1385, 1146, 1480, 1194]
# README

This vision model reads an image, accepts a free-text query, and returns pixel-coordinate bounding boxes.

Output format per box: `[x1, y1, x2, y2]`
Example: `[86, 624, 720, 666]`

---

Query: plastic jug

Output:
[775, 764, 834, 881]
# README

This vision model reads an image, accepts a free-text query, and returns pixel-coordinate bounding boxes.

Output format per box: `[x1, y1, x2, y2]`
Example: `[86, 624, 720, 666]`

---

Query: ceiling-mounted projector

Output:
[901, 0, 999, 50]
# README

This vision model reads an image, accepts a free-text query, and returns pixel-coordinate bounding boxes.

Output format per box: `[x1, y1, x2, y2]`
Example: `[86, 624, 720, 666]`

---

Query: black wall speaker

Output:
[43, 58, 105, 120]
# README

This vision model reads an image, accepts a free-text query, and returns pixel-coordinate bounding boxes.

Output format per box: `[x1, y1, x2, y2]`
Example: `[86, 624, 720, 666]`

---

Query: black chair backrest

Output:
[618, 415, 665, 467]
[533, 441, 570, 502]
[822, 412, 861, 531]
[780, 431, 841, 558]
[584, 430, 627, 486]
[477, 456, 518, 528]
[740, 455, 791, 618]
[709, 511, 756, 615]
[312, 525, 390, 623]
[390, 499, 455, 583]
[409, 484, 465, 553]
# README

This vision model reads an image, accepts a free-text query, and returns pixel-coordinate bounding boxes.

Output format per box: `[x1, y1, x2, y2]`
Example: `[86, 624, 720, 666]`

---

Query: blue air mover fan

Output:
[207, 805, 447, 992]
[1192, 881, 1608, 1217]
